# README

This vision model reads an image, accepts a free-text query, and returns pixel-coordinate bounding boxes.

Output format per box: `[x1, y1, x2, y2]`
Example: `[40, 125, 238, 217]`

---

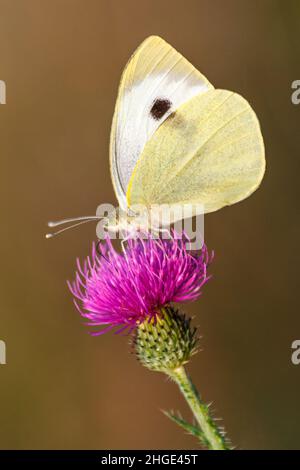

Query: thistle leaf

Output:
[163, 410, 209, 447]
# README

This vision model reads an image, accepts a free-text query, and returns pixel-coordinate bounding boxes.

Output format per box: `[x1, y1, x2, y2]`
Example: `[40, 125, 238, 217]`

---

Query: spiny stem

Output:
[167, 366, 229, 450]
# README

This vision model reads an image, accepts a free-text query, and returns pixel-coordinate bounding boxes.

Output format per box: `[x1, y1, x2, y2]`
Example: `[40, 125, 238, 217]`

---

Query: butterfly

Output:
[46, 35, 265, 239]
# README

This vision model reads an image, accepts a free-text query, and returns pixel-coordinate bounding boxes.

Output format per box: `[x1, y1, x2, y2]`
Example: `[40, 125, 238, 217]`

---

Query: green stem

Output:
[168, 366, 229, 450]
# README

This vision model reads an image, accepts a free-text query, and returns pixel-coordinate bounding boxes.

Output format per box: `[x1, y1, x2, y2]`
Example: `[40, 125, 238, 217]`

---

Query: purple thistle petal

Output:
[68, 233, 213, 334]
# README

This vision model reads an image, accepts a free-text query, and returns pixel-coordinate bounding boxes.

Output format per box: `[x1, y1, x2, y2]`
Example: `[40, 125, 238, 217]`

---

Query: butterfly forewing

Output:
[109, 35, 212, 209]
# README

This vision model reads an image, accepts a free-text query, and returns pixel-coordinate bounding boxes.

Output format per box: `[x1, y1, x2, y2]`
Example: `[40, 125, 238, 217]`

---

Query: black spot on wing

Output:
[150, 98, 172, 120]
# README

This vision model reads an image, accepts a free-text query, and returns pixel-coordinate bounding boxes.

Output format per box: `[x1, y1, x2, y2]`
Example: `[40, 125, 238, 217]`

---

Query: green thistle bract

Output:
[134, 306, 198, 373]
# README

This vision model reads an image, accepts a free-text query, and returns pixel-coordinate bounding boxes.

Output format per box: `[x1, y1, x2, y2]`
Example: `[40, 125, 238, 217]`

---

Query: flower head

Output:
[68, 235, 213, 334]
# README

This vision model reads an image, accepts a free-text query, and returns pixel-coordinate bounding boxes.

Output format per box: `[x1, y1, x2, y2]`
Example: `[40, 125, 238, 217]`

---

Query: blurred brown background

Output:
[0, 0, 299, 450]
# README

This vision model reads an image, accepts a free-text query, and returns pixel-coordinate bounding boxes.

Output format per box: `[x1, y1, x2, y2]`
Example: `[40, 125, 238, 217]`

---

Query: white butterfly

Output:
[47, 36, 265, 239]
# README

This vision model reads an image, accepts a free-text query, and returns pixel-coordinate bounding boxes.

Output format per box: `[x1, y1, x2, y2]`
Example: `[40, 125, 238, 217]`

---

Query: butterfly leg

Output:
[157, 227, 172, 240]
[120, 228, 137, 255]
[121, 234, 130, 255]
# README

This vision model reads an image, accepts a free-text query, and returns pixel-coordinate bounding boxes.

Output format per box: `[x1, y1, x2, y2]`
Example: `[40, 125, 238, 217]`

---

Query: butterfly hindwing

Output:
[126, 88, 265, 216]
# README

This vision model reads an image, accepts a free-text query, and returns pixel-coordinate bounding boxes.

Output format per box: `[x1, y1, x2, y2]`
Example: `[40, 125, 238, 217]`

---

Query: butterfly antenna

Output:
[46, 216, 104, 239]
[48, 215, 102, 227]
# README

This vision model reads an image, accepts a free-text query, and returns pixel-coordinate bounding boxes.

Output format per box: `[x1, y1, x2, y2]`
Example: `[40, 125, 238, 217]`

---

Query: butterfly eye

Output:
[150, 98, 172, 120]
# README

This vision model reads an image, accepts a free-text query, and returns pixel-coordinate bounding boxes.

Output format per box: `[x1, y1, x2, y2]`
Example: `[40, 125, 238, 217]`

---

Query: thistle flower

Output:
[68, 235, 212, 335]
[67, 234, 229, 449]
